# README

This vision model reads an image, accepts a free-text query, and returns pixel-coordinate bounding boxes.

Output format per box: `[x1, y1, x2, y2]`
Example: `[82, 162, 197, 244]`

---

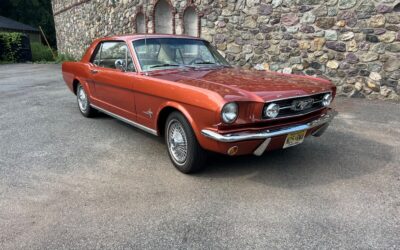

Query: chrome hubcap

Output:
[167, 120, 188, 165]
[78, 86, 88, 111]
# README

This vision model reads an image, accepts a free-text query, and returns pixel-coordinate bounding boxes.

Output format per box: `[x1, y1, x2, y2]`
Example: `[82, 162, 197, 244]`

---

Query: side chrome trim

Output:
[90, 104, 158, 136]
[201, 109, 337, 143]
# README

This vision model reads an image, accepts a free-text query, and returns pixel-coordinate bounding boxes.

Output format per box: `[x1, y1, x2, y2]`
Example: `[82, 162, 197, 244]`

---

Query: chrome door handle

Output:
[90, 69, 98, 74]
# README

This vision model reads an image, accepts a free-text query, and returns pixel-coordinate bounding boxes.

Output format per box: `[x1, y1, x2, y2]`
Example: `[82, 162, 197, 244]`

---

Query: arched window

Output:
[394, 3, 400, 12]
[135, 13, 146, 33]
[154, 0, 173, 34]
[183, 7, 199, 37]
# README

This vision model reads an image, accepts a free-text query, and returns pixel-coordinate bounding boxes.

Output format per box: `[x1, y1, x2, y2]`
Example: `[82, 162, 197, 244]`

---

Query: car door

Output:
[89, 41, 137, 120]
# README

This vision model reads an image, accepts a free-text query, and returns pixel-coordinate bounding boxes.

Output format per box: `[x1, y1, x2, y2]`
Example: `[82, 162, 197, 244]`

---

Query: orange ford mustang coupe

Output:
[62, 34, 337, 173]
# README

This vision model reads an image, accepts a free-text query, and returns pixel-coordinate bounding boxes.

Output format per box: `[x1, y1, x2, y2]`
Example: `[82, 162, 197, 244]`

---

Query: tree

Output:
[0, 0, 57, 48]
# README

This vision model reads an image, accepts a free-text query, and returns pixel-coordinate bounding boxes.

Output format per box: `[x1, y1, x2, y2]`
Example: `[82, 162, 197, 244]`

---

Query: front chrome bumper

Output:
[201, 109, 337, 143]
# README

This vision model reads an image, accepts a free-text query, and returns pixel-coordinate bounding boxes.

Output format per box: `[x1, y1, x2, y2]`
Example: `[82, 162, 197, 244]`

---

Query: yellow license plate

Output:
[283, 130, 307, 148]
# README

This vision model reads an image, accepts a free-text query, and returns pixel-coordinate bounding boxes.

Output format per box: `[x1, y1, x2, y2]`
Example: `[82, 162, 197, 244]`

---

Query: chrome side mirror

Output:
[115, 59, 126, 72]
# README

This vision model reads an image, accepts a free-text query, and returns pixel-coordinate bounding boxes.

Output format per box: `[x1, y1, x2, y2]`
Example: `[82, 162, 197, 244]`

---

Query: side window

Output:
[92, 44, 102, 66]
[91, 41, 136, 72]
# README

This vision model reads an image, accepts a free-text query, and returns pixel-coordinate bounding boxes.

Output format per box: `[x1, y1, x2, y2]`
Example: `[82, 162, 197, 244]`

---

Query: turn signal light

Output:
[227, 146, 239, 156]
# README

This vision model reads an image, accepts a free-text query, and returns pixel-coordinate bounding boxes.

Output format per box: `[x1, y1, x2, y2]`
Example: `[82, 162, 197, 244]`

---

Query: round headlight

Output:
[221, 102, 238, 124]
[264, 103, 280, 118]
[322, 93, 333, 107]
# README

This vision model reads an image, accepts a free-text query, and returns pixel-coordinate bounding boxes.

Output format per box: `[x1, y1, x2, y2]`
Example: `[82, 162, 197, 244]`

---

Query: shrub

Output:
[56, 53, 76, 63]
[0, 32, 23, 62]
[31, 42, 54, 62]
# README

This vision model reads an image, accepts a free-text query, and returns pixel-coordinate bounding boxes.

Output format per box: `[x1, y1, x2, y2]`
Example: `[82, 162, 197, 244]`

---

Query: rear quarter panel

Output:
[62, 62, 94, 96]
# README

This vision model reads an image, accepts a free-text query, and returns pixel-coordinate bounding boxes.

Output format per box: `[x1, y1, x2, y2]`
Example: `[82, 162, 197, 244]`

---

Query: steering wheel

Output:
[188, 57, 206, 65]
[127, 61, 134, 72]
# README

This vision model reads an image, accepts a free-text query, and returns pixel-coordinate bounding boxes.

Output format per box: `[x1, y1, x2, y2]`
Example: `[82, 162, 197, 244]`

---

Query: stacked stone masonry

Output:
[52, 0, 400, 100]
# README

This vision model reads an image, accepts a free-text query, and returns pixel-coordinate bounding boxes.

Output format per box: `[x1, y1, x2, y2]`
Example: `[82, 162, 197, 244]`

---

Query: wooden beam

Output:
[39, 26, 56, 60]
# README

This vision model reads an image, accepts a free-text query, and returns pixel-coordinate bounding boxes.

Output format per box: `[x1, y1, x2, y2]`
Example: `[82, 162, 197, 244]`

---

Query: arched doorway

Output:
[154, 0, 173, 34]
[183, 6, 199, 37]
[135, 13, 146, 33]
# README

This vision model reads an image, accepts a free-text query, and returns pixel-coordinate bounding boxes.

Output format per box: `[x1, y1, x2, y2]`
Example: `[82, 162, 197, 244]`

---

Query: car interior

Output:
[133, 39, 220, 71]
[92, 41, 135, 72]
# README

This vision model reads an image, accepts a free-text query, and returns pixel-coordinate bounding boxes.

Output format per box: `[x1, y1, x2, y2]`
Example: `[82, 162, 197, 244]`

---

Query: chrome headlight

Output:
[221, 102, 238, 124]
[264, 103, 280, 118]
[322, 93, 333, 107]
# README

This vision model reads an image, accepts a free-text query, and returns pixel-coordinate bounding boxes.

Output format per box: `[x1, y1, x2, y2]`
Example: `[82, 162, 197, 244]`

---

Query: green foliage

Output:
[0, 32, 23, 62]
[28, 42, 76, 63]
[0, 61, 14, 65]
[0, 0, 56, 48]
[55, 53, 77, 63]
[31, 42, 54, 62]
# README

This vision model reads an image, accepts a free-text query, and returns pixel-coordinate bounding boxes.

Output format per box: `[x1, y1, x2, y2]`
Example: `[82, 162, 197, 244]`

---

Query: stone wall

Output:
[52, 0, 400, 101]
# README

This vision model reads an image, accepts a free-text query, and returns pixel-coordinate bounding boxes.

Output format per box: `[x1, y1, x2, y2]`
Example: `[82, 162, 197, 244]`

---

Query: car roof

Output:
[100, 33, 205, 42]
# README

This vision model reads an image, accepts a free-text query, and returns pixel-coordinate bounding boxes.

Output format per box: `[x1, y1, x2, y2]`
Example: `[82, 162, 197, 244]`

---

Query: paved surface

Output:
[0, 64, 399, 249]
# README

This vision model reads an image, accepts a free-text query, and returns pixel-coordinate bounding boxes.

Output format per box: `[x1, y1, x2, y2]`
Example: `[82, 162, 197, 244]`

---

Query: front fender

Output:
[156, 101, 200, 135]
[156, 101, 220, 151]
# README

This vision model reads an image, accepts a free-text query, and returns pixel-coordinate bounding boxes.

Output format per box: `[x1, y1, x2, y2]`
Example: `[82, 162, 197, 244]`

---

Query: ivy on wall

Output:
[0, 32, 23, 62]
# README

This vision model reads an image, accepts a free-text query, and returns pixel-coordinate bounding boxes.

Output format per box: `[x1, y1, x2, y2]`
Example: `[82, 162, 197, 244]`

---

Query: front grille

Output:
[263, 92, 329, 119]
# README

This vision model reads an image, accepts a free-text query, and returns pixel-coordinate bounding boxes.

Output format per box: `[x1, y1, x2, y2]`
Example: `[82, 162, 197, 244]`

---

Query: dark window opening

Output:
[183, 7, 199, 37]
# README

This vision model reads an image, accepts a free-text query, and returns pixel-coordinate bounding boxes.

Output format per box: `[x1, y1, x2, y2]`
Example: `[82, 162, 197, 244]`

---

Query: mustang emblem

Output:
[291, 98, 314, 111]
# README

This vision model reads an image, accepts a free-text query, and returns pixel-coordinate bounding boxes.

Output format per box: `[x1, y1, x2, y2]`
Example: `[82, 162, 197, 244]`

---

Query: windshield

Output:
[132, 38, 230, 71]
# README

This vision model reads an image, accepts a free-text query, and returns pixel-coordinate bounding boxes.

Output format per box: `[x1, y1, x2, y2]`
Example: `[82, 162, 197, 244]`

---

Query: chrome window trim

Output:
[91, 40, 137, 72]
[90, 104, 158, 135]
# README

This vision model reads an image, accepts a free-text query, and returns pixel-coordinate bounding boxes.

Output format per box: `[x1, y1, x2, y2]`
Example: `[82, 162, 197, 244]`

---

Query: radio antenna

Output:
[144, 0, 148, 52]
[142, 0, 148, 75]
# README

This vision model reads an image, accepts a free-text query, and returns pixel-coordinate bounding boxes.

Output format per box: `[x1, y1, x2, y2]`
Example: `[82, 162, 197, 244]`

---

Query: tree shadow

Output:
[196, 129, 393, 189]
[94, 113, 165, 144]
[91, 112, 393, 189]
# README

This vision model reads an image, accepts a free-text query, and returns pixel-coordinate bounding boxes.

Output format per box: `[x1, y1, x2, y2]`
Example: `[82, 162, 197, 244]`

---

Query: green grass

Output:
[55, 53, 76, 63]
[31, 42, 54, 62]
[2, 40, 75, 64]
[0, 61, 14, 64]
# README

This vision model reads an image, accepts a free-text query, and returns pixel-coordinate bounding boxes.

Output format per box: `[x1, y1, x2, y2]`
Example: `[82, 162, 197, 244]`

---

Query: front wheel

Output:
[165, 112, 207, 173]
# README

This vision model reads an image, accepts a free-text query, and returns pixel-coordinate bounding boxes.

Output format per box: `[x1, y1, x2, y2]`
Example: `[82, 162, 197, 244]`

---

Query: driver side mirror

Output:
[115, 59, 126, 72]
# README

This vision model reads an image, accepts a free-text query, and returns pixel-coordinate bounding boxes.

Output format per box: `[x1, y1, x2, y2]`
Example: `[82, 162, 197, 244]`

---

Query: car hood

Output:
[148, 67, 335, 102]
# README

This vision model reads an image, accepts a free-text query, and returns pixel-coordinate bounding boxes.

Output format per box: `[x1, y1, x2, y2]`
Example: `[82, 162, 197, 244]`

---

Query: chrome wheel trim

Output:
[167, 119, 188, 166]
[77, 86, 88, 112]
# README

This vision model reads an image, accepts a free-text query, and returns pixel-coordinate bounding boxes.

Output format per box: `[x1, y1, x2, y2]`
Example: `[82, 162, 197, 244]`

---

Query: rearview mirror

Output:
[115, 59, 126, 72]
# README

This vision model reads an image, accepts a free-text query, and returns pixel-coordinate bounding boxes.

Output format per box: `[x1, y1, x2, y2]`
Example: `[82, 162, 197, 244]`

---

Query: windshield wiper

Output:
[191, 62, 230, 68]
[193, 62, 216, 65]
[150, 63, 181, 68]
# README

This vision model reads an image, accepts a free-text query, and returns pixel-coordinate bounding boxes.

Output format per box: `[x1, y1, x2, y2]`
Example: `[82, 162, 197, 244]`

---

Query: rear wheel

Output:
[165, 112, 207, 173]
[77, 84, 96, 117]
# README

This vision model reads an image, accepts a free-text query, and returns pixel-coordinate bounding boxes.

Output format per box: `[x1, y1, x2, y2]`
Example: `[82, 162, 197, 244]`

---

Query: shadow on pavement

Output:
[90, 109, 393, 189]
[196, 129, 393, 188]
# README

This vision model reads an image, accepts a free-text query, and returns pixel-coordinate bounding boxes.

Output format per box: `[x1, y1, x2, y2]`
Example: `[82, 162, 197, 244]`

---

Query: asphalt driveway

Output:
[0, 64, 399, 249]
